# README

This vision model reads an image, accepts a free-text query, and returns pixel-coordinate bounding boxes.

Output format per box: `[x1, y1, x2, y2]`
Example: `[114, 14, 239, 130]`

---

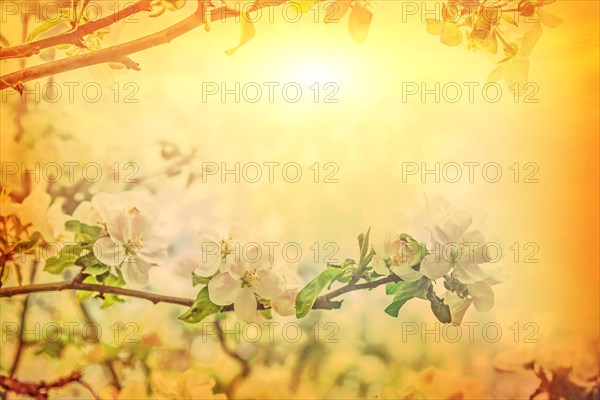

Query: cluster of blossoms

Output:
[74, 191, 168, 288]
[425, 0, 563, 86]
[3, 188, 503, 325]
[371, 197, 505, 324]
[194, 227, 301, 322]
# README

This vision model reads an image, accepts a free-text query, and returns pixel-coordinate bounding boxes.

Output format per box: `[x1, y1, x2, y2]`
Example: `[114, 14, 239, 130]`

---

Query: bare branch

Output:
[0, 371, 87, 400]
[0, 280, 195, 306]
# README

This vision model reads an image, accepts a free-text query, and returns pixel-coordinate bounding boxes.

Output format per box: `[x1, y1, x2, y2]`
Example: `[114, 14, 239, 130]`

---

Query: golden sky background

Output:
[1, 0, 599, 390]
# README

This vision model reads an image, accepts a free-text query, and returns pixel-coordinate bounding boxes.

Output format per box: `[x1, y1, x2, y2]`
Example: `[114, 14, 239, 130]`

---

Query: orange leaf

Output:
[426, 19, 442, 35]
[440, 22, 463, 46]
[348, 2, 372, 44]
[225, 12, 255, 55]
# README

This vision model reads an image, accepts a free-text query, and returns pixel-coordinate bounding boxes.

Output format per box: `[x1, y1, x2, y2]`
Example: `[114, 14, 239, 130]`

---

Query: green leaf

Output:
[75, 251, 100, 268]
[13, 232, 41, 253]
[358, 228, 371, 267]
[295, 268, 346, 318]
[33, 341, 64, 358]
[27, 17, 68, 42]
[100, 293, 125, 308]
[426, 285, 452, 323]
[192, 272, 211, 286]
[44, 244, 85, 274]
[65, 220, 102, 242]
[385, 281, 400, 295]
[384, 278, 429, 318]
[104, 269, 126, 287]
[76, 289, 93, 302]
[178, 287, 222, 324]
[260, 308, 273, 320]
[82, 263, 108, 276]
[403, 235, 429, 268]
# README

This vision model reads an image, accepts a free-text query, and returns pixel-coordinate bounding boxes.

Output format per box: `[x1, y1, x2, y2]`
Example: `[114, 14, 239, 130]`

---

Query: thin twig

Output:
[0, 370, 86, 400]
[76, 299, 122, 390]
[77, 379, 100, 400]
[213, 321, 250, 398]
[0, 0, 152, 60]
[8, 262, 39, 378]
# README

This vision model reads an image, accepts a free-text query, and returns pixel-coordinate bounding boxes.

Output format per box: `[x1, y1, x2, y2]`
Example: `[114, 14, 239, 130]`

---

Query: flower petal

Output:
[271, 290, 297, 316]
[225, 259, 247, 280]
[93, 237, 125, 266]
[195, 251, 221, 277]
[196, 229, 221, 251]
[390, 263, 422, 281]
[72, 201, 102, 226]
[207, 273, 241, 305]
[254, 270, 286, 299]
[443, 291, 473, 326]
[420, 256, 452, 280]
[443, 209, 473, 243]
[468, 280, 494, 312]
[245, 245, 270, 270]
[137, 238, 167, 264]
[372, 256, 390, 276]
[463, 229, 486, 247]
[106, 209, 154, 244]
[371, 229, 401, 259]
[234, 287, 257, 322]
[454, 261, 498, 285]
[121, 257, 152, 287]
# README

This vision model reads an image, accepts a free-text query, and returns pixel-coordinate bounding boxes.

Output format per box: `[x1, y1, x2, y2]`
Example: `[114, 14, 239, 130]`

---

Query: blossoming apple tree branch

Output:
[0, 270, 399, 310]
[2, 190, 504, 325]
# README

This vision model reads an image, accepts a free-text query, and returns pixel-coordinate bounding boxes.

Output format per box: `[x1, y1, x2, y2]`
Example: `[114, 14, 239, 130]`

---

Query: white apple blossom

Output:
[207, 245, 285, 322]
[420, 200, 498, 285]
[420, 196, 506, 323]
[442, 270, 505, 325]
[194, 225, 250, 277]
[270, 265, 302, 317]
[91, 192, 167, 287]
[371, 229, 424, 281]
